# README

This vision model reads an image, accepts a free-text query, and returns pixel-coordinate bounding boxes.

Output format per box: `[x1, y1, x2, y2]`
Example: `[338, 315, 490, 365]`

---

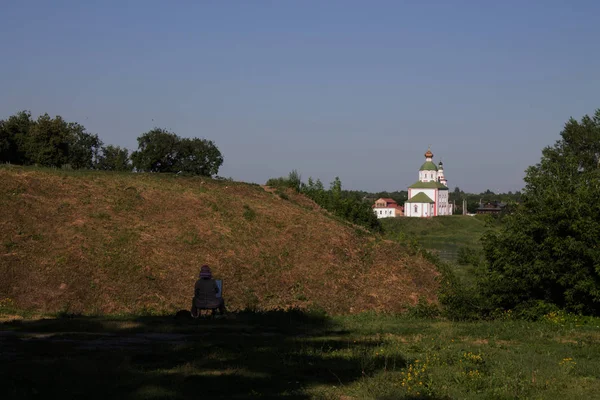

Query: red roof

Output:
[373, 198, 401, 209]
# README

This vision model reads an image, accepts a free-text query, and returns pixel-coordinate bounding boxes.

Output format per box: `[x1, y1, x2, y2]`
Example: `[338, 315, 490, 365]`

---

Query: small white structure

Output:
[404, 148, 453, 217]
[372, 198, 403, 219]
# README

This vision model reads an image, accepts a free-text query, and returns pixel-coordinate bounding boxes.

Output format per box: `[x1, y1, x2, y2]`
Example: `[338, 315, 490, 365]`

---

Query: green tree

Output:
[266, 173, 380, 231]
[130, 128, 179, 172]
[97, 145, 132, 171]
[314, 178, 324, 192]
[303, 177, 327, 205]
[23, 114, 73, 167]
[321, 176, 380, 231]
[287, 169, 302, 192]
[0, 111, 33, 164]
[330, 176, 342, 209]
[482, 110, 600, 315]
[174, 137, 223, 176]
[451, 186, 462, 201]
[68, 125, 103, 169]
[2, 112, 102, 169]
[0, 120, 6, 160]
[131, 129, 223, 176]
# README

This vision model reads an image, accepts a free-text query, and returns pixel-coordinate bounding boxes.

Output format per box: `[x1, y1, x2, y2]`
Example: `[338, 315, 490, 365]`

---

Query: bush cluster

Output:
[266, 170, 381, 231]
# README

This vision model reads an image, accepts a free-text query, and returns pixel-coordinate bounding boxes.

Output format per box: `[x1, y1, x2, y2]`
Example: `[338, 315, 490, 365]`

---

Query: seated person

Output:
[191, 265, 226, 317]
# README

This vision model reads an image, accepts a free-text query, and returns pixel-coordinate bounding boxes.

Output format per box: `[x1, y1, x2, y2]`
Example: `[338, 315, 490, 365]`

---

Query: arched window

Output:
[414, 205, 418, 213]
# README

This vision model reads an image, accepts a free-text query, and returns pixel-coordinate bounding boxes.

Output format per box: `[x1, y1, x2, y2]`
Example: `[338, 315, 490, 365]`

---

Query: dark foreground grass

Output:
[1, 311, 600, 399]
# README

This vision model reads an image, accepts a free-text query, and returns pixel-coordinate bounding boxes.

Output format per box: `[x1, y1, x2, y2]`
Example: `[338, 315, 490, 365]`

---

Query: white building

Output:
[372, 198, 403, 219]
[404, 148, 453, 217]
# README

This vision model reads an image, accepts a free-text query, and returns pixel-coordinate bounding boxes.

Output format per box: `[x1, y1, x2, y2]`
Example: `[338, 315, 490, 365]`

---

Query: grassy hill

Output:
[0, 166, 439, 315]
[380, 215, 497, 285]
[380, 215, 493, 258]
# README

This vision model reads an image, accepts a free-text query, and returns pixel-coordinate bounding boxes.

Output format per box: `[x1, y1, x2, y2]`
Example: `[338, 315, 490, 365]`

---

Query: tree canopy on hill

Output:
[340, 187, 522, 215]
[0, 111, 223, 175]
[482, 109, 600, 315]
[131, 128, 223, 176]
[0, 111, 102, 169]
[96, 145, 132, 172]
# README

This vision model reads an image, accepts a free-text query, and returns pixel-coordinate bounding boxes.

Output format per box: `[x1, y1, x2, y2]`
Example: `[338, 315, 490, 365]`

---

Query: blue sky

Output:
[1, 0, 599, 193]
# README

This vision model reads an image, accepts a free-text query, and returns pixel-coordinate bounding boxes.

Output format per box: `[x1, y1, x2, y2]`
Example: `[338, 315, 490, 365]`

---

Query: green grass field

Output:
[1, 311, 599, 399]
[380, 215, 497, 284]
[381, 215, 493, 254]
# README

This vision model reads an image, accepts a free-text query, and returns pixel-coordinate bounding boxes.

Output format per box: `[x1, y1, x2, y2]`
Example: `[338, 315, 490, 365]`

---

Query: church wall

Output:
[406, 188, 437, 218]
[419, 170, 438, 182]
[437, 190, 451, 216]
[373, 207, 396, 219]
[405, 202, 434, 217]
[409, 188, 436, 201]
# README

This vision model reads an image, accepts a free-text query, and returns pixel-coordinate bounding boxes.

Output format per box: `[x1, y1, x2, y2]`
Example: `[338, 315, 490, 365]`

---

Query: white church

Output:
[404, 148, 453, 217]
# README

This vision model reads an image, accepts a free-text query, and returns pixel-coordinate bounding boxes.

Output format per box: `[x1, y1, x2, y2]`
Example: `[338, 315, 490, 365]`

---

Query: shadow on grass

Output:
[0, 310, 410, 399]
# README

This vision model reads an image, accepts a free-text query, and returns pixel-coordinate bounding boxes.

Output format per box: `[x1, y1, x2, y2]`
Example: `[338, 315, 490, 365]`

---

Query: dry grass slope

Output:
[0, 166, 439, 314]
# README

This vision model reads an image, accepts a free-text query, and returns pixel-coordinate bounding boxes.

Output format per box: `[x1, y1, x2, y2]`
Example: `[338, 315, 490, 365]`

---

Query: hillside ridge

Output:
[0, 166, 439, 314]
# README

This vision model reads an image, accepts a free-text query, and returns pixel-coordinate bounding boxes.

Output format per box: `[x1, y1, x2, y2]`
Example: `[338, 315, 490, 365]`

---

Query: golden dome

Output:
[424, 147, 433, 158]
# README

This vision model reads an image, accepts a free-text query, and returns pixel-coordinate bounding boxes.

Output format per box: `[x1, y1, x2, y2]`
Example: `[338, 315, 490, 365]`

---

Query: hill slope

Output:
[0, 167, 439, 314]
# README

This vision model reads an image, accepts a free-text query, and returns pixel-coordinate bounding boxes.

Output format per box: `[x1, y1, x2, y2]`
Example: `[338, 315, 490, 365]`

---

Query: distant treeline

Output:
[449, 188, 522, 214]
[266, 171, 524, 230]
[0, 111, 223, 176]
[341, 188, 522, 214]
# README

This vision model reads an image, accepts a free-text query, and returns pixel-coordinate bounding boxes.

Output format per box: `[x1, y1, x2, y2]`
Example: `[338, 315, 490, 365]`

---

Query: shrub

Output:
[511, 300, 561, 321]
[243, 204, 256, 221]
[406, 297, 441, 319]
[457, 247, 482, 266]
[275, 190, 289, 200]
[428, 251, 493, 320]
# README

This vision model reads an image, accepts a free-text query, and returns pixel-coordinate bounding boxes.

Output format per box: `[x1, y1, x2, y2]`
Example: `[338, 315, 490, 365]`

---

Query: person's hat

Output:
[199, 265, 212, 279]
